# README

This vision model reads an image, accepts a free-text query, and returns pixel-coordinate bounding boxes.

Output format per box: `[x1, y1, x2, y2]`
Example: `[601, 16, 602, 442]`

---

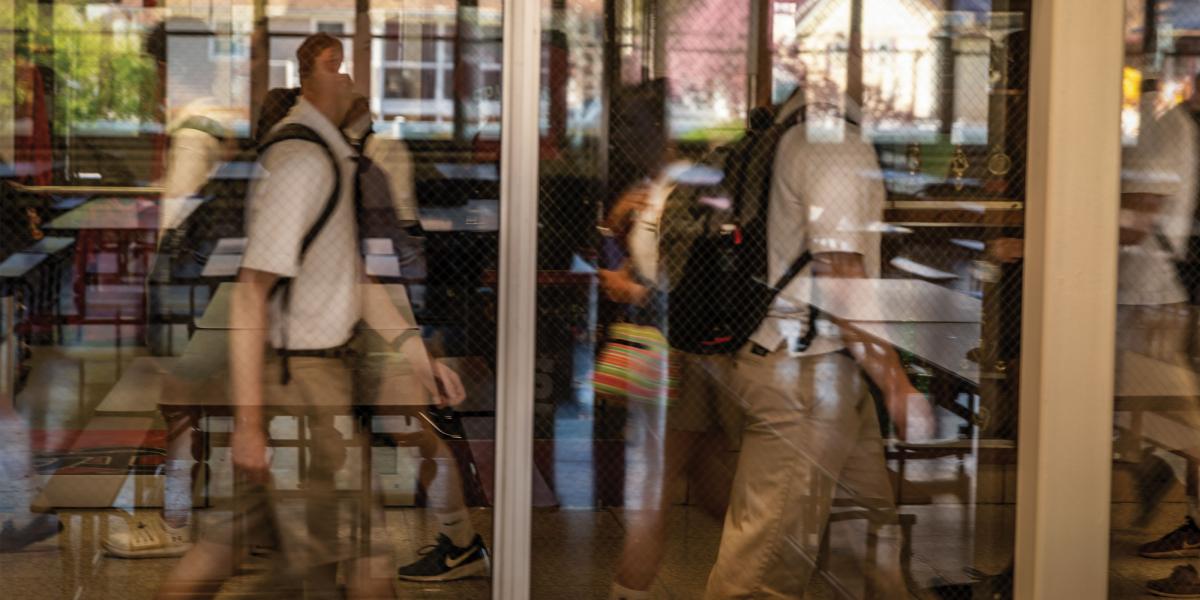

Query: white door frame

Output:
[494, 0, 541, 599]
[1016, 0, 1123, 597]
[494, 0, 1128, 597]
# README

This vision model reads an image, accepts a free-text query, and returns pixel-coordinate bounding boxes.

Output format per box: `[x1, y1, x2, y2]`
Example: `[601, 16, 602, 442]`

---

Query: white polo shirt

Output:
[242, 97, 362, 350]
[748, 116, 884, 356]
[1117, 103, 1196, 306]
[159, 99, 236, 230]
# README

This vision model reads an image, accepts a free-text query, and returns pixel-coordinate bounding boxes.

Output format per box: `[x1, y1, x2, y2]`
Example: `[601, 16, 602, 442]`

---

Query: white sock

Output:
[610, 582, 651, 600]
[437, 508, 474, 547]
[162, 459, 193, 527]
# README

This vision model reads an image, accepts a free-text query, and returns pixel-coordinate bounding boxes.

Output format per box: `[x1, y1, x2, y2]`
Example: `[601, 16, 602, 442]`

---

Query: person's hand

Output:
[605, 185, 652, 238]
[886, 385, 936, 442]
[431, 359, 466, 407]
[232, 427, 270, 484]
[598, 268, 648, 305]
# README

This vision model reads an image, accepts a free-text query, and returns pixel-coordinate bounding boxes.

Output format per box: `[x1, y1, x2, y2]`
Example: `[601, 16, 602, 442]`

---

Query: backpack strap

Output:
[256, 122, 344, 384]
[175, 114, 229, 140]
[742, 108, 819, 352]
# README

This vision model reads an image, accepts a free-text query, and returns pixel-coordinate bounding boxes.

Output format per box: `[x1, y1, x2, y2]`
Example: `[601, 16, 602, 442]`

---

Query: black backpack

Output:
[353, 130, 427, 280]
[148, 120, 346, 372]
[255, 123, 346, 382]
[658, 105, 815, 355]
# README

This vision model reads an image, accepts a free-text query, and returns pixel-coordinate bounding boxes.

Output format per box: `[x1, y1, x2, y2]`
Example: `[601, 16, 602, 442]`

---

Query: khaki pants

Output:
[200, 355, 391, 578]
[705, 348, 903, 599]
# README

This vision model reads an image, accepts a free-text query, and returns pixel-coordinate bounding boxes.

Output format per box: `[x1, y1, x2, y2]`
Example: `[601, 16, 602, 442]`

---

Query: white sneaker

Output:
[103, 515, 192, 559]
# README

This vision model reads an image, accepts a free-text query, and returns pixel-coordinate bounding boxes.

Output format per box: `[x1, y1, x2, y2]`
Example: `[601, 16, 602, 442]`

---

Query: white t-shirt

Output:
[363, 134, 419, 223]
[1117, 103, 1197, 306]
[748, 116, 885, 355]
[159, 99, 236, 230]
[242, 98, 363, 350]
[626, 162, 695, 283]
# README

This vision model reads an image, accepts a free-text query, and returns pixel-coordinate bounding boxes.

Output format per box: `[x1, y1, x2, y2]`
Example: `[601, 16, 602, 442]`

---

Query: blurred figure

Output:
[702, 91, 933, 599]
[109, 17, 241, 558]
[108, 31, 347, 562]
[342, 95, 490, 583]
[0, 396, 60, 552]
[342, 96, 420, 226]
[1109, 101, 1200, 598]
[147, 18, 241, 232]
[156, 34, 394, 599]
[597, 80, 741, 600]
[342, 96, 426, 279]
[0, 43, 60, 555]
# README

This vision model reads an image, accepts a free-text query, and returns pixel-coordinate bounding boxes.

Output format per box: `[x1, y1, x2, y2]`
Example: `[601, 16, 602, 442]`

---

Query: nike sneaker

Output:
[397, 533, 490, 582]
[1149, 564, 1200, 598]
[1141, 517, 1200, 559]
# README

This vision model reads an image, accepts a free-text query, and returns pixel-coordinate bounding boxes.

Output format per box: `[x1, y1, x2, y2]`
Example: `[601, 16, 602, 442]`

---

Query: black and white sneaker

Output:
[1141, 518, 1200, 559]
[419, 406, 465, 440]
[397, 533, 490, 582]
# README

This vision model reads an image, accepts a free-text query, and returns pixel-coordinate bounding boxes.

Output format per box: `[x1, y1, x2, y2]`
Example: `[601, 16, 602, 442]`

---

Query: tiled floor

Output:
[4, 340, 1183, 598]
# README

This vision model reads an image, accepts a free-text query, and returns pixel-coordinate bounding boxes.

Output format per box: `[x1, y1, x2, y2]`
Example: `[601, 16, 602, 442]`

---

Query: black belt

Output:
[276, 346, 354, 359]
[276, 343, 356, 384]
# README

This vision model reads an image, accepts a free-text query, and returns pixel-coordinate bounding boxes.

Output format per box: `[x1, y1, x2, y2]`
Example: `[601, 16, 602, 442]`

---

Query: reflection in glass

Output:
[0, 1, 500, 598]
[534, 0, 1027, 598]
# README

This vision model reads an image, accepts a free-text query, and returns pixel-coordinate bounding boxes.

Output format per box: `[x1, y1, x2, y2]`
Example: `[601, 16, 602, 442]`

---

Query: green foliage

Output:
[5, 3, 157, 133]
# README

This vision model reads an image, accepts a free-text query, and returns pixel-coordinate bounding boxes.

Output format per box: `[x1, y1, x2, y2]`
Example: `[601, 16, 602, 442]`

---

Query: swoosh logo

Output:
[445, 548, 475, 569]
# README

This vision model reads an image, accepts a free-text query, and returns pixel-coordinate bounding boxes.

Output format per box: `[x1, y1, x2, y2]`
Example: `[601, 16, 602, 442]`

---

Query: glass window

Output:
[0, 1, 500, 598]
[533, 0, 1028, 597]
[1111, 1, 1200, 597]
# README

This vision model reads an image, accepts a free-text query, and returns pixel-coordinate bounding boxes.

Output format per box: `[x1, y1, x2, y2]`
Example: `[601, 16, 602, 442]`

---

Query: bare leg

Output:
[613, 417, 701, 592]
[414, 429, 468, 516]
[154, 540, 235, 600]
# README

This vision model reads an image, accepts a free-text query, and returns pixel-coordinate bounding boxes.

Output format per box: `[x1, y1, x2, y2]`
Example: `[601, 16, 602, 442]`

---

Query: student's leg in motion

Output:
[704, 350, 887, 599]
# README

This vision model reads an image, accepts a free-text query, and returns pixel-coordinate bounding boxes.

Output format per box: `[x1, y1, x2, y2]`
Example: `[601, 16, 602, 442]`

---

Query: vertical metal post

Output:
[1016, 0, 1123, 597]
[747, 0, 773, 110]
[846, 0, 864, 116]
[354, 0, 371, 97]
[494, 0, 541, 598]
[599, 0, 618, 203]
[249, 0, 269, 139]
[936, 0, 956, 137]
[0, 295, 17, 411]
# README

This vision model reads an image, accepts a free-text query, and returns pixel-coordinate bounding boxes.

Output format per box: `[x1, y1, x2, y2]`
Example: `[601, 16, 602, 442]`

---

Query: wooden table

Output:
[159, 281, 428, 541]
[1113, 351, 1200, 497]
[199, 254, 243, 280]
[45, 197, 203, 231]
[789, 277, 982, 323]
[851, 321, 981, 386]
[418, 199, 499, 233]
[195, 282, 419, 331]
[1115, 351, 1200, 407]
[45, 197, 205, 322]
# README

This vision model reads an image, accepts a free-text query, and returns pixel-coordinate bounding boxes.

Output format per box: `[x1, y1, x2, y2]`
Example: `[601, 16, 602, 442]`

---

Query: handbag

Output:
[593, 322, 678, 405]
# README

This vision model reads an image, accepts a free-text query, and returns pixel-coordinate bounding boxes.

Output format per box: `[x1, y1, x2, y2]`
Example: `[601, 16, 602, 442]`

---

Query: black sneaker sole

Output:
[1148, 587, 1200, 598]
[1141, 549, 1200, 559]
[397, 555, 490, 582]
[0, 516, 63, 553]
[418, 410, 465, 440]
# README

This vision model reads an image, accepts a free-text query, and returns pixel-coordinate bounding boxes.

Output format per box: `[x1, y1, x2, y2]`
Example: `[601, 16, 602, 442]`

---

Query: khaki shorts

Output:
[668, 352, 743, 449]
[199, 355, 391, 571]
